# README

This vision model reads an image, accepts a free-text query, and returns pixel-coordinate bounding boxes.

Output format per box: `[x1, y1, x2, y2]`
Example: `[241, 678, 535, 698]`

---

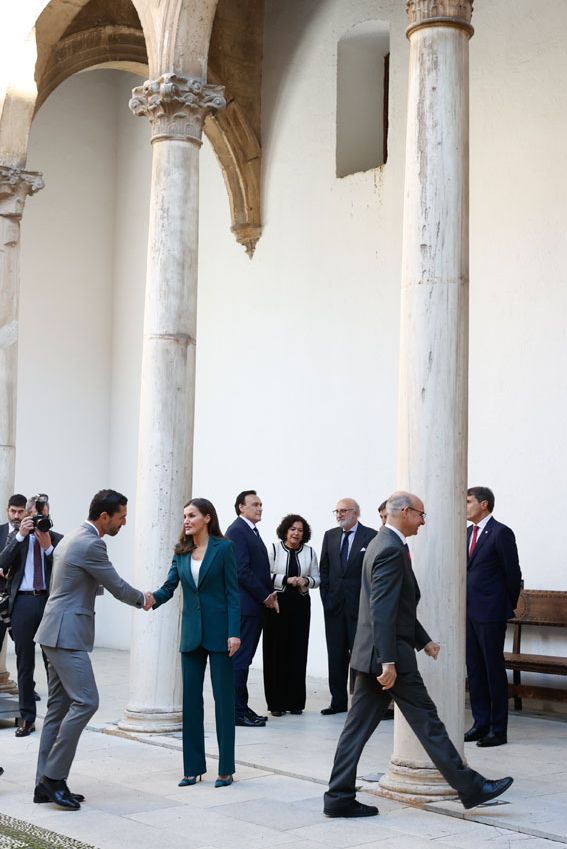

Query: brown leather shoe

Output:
[15, 721, 35, 738]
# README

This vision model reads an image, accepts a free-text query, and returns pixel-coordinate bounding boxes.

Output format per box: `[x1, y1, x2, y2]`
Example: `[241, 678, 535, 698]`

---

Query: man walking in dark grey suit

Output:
[319, 498, 376, 715]
[323, 491, 514, 818]
[34, 490, 147, 810]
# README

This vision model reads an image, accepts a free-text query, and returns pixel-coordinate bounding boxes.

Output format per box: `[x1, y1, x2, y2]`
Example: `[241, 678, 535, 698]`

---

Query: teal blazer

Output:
[152, 537, 240, 653]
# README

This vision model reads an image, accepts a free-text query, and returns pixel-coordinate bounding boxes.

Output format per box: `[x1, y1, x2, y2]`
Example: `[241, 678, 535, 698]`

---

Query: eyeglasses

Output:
[407, 506, 426, 520]
[333, 508, 355, 516]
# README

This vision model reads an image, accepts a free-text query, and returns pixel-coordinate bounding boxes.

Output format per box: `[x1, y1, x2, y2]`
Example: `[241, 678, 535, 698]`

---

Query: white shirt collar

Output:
[239, 516, 256, 531]
[342, 521, 358, 536]
[472, 514, 492, 533]
[85, 520, 102, 537]
[385, 522, 407, 545]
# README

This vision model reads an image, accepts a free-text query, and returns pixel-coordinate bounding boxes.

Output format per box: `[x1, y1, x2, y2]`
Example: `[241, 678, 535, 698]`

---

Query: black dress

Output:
[263, 545, 311, 712]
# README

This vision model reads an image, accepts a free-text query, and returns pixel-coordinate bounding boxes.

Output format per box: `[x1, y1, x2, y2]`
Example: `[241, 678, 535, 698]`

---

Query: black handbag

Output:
[0, 591, 10, 626]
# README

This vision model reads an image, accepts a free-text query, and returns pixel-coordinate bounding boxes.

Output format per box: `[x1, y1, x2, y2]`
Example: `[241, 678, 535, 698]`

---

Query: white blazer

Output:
[268, 541, 320, 595]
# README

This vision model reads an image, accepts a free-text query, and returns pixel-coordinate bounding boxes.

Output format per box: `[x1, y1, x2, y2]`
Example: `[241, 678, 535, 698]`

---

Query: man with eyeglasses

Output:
[0, 494, 63, 737]
[323, 491, 514, 818]
[319, 498, 376, 715]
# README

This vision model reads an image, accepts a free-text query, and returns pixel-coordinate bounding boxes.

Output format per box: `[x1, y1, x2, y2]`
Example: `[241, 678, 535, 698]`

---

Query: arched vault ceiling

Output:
[32, 0, 264, 255]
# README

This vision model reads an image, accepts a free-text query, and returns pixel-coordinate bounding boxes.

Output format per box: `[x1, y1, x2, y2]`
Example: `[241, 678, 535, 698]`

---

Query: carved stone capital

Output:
[0, 166, 44, 218]
[406, 0, 474, 37]
[129, 74, 226, 143]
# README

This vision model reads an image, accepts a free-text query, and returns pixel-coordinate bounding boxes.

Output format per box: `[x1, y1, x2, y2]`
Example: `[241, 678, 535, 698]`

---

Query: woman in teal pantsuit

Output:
[147, 498, 240, 787]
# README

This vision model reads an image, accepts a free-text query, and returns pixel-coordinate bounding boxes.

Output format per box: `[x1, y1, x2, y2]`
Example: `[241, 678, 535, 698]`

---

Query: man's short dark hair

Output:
[8, 494, 27, 509]
[378, 500, 387, 513]
[234, 490, 257, 516]
[88, 490, 128, 520]
[467, 486, 495, 513]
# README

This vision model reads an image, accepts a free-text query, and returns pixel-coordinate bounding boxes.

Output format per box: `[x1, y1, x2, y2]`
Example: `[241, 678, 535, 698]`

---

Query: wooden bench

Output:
[505, 589, 567, 710]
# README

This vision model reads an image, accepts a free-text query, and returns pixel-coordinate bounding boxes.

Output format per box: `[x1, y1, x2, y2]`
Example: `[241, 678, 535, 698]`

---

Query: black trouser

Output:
[324, 669, 484, 811]
[323, 607, 357, 710]
[466, 617, 508, 737]
[10, 594, 48, 723]
[233, 613, 263, 718]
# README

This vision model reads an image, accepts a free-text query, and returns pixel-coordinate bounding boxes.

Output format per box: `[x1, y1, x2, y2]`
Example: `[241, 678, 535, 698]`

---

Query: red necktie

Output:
[33, 538, 44, 591]
[469, 525, 479, 557]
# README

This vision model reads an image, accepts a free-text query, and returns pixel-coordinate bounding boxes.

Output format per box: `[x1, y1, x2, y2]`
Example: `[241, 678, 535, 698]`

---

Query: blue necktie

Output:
[253, 527, 260, 538]
[340, 532, 351, 572]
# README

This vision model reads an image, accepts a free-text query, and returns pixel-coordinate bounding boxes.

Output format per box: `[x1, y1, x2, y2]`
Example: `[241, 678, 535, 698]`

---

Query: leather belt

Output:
[17, 590, 47, 596]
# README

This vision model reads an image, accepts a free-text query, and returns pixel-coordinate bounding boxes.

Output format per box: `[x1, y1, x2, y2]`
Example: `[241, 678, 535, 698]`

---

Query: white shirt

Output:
[190, 555, 202, 586]
[18, 533, 51, 591]
[468, 514, 492, 553]
[240, 516, 257, 532]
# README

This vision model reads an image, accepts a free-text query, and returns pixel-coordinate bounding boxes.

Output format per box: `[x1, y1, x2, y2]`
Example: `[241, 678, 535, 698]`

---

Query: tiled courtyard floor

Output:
[1, 647, 567, 849]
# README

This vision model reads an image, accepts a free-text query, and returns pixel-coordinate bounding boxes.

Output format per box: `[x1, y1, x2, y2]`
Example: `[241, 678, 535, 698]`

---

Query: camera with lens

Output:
[31, 494, 53, 533]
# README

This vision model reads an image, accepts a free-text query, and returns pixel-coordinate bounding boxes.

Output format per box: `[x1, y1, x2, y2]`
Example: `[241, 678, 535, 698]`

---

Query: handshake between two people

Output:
[141, 591, 242, 656]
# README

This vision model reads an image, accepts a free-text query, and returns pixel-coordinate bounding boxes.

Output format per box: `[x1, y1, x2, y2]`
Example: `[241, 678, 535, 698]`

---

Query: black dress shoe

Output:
[476, 733, 507, 748]
[464, 725, 489, 742]
[0, 767, 4, 777]
[325, 800, 379, 818]
[321, 706, 347, 715]
[235, 715, 265, 727]
[270, 710, 285, 717]
[15, 721, 35, 738]
[460, 776, 513, 809]
[290, 709, 302, 715]
[245, 707, 268, 722]
[34, 783, 85, 804]
[37, 777, 81, 810]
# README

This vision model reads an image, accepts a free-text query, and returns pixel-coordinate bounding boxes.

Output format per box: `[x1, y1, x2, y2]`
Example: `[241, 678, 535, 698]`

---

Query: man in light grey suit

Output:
[34, 489, 147, 810]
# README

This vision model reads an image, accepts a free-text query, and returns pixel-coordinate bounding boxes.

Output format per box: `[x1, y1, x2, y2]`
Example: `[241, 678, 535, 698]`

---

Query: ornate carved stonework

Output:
[0, 166, 44, 218]
[406, 0, 473, 35]
[129, 73, 226, 143]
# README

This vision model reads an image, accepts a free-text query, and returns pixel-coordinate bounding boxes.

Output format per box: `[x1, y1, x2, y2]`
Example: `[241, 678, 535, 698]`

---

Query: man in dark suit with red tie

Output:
[319, 498, 376, 715]
[464, 486, 522, 748]
[0, 494, 62, 737]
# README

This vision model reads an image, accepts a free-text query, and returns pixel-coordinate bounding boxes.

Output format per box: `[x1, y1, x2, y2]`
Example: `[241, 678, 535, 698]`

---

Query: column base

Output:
[0, 669, 18, 694]
[378, 757, 458, 805]
[118, 707, 182, 734]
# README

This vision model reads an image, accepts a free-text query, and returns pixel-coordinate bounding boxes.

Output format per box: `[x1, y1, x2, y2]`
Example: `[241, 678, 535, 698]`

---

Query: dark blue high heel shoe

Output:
[214, 775, 234, 788]
[178, 775, 202, 787]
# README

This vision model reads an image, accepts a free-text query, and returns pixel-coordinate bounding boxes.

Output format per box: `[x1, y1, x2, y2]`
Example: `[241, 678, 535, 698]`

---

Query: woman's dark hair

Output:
[175, 498, 224, 555]
[276, 514, 311, 545]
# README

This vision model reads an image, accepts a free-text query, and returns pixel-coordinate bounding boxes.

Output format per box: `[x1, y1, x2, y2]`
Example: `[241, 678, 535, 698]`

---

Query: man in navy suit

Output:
[226, 490, 278, 727]
[0, 494, 27, 659]
[465, 486, 522, 748]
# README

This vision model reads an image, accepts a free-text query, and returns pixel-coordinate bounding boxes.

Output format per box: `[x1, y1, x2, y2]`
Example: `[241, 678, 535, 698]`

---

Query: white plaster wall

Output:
[13, 0, 567, 682]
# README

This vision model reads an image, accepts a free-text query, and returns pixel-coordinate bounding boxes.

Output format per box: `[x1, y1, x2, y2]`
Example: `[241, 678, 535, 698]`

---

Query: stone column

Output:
[378, 0, 473, 804]
[119, 74, 225, 732]
[0, 165, 44, 693]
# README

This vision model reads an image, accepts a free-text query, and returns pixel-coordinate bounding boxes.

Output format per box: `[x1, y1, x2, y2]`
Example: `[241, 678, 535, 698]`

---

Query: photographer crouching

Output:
[0, 494, 62, 736]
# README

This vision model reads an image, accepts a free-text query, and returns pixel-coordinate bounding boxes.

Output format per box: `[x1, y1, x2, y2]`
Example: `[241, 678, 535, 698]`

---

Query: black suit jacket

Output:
[467, 516, 521, 622]
[225, 517, 272, 617]
[351, 527, 431, 675]
[0, 523, 10, 592]
[0, 530, 63, 614]
[319, 522, 377, 617]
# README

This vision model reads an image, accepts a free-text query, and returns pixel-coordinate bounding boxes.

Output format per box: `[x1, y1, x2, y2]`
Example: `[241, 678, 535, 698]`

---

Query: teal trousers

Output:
[181, 648, 235, 777]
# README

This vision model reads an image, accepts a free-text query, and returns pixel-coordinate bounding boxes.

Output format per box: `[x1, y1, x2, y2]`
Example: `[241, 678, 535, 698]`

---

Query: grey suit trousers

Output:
[324, 668, 484, 810]
[36, 647, 99, 782]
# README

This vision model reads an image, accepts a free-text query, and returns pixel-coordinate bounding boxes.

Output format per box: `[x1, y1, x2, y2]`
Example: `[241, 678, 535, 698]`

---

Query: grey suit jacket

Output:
[351, 527, 431, 676]
[36, 521, 144, 652]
